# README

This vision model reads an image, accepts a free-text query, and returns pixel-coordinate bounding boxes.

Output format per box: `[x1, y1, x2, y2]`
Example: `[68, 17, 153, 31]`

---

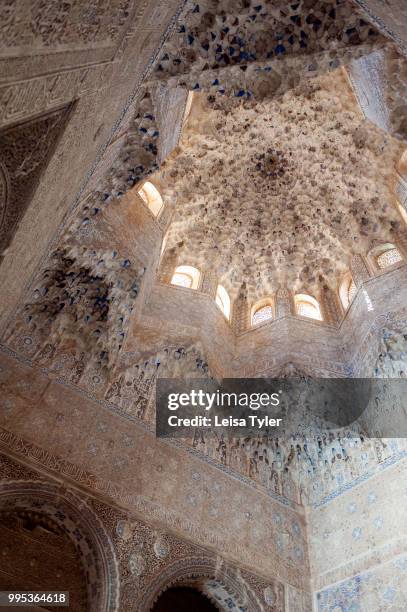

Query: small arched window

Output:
[376, 246, 402, 270]
[252, 300, 273, 326]
[138, 181, 163, 217]
[339, 273, 357, 310]
[215, 285, 231, 320]
[294, 294, 322, 321]
[170, 265, 200, 290]
[183, 91, 194, 124]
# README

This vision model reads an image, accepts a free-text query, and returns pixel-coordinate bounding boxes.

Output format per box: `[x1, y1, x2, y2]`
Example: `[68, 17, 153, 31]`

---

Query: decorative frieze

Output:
[275, 288, 293, 319]
[320, 286, 342, 326]
[350, 254, 371, 286]
[0, 105, 72, 254]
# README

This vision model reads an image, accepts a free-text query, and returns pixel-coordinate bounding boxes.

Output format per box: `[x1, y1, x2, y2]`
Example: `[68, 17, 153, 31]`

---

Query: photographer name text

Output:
[167, 414, 282, 428]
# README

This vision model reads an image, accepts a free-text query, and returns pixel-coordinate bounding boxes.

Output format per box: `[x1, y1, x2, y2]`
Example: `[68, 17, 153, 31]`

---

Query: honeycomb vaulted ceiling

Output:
[153, 0, 386, 97]
[157, 70, 403, 300]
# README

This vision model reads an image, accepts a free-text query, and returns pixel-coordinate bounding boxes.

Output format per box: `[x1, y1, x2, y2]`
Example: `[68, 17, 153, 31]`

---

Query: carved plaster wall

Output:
[0, 105, 72, 255]
[353, 0, 407, 54]
[0, 2, 407, 611]
[0, 478, 120, 612]
[0, 0, 185, 334]
[0, 454, 294, 612]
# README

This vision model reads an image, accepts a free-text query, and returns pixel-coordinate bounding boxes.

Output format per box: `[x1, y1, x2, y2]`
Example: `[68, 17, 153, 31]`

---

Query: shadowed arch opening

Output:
[141, 557, 264, 612]
[151, 586, 218, 612]
[0, 481, 119, 612]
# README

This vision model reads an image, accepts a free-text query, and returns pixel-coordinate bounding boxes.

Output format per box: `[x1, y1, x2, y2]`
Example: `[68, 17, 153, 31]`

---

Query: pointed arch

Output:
[0, 480, 119, 612]
[140, 557, 264, 612]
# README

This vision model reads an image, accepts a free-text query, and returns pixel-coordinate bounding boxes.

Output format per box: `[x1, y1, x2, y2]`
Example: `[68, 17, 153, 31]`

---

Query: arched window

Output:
[339, 273, 357, 310]
[252, 300, 273, 326]
[215, 285, 231, 320]
[183, 91, 194, 124]
[171, 265, 200, 290]
[376, 245, 402, 269]
[294, 294, 322, 321]
[138, 181, 163, 217]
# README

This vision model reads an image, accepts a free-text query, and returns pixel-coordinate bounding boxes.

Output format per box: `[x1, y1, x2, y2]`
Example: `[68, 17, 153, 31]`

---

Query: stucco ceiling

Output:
[156, 69, 403, 300]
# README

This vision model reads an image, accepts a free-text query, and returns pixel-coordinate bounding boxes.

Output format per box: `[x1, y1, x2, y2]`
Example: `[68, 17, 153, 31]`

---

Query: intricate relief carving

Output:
[104, 343, 210, 419]
[350, 254, 371, 286]
[70, 89, 162, 235]
[353, 0, 407, 55]
[0, 65, 113, 127]
[232, 283, 250, 334]
[287, 584, 313, 612]
[128, 552, 146, 576]
[154, 536, 170, 560]
[153, 0, 385, 97]
[4, 315, 398, 508]
[275, 288, 293, 318]
[0, 479, 120, 612]
[320, 286, 342, 326]
[0, 0, 133, 51]
[374, 314, 407, 377]
[98, 344, 386, 507]
[348, 46, 407, 143]
[139, 557, 269, 612]
[0, 457, 288, 612]
[0, 161, 10, 241]
[250, 147, 297, 195]
[264, 585, 275, 605]
[153, 84, 188, 164]
[0, 106, 71, 254]
[6, 246, 145, 376]
[0, 427, 144, 511]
